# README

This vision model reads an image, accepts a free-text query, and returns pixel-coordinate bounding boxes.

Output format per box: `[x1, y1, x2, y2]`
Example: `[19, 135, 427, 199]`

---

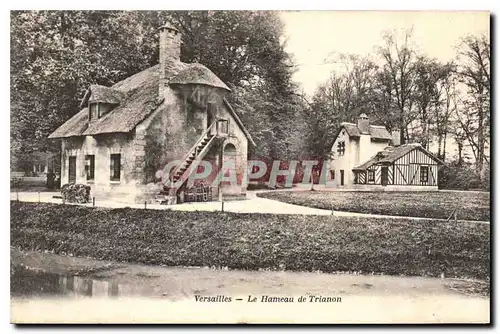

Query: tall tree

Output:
[306, 55, 379, 159]
[375, 29, 419, 144]
[455, 34, 490, 177]
[412, 56, 455, 149]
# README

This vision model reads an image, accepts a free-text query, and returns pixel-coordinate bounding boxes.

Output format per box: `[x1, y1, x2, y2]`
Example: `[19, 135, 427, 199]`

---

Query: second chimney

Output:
[391, 129, 401, 146]
[158, 22, 181, 95]
[357, 113, 370, 134]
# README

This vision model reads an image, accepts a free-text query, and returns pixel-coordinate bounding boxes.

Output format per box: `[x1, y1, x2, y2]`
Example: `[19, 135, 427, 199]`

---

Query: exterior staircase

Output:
[171, 134, 215, 184]
[163, 120, 221, 200]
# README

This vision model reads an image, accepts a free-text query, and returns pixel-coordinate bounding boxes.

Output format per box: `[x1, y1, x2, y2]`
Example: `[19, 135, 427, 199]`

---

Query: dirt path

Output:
[11, 248, 489, 323]
[10, 191, 489, 223]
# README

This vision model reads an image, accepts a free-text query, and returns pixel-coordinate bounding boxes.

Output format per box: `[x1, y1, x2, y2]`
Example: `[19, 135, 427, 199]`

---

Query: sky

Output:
[280, 11, 490, 96]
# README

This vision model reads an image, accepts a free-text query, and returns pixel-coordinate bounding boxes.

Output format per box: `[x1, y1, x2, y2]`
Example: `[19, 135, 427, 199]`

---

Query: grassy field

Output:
[11, 201, 490, 281]
[257, 191, 490, 221]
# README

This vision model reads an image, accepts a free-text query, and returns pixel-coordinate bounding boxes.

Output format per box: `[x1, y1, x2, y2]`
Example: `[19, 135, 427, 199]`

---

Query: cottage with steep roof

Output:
[49, 23, 254, 203]
[327, 113, 444, 191]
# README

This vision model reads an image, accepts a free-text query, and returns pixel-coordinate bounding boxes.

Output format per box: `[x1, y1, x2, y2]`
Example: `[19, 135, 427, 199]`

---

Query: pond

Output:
[11, 265, 122, 298]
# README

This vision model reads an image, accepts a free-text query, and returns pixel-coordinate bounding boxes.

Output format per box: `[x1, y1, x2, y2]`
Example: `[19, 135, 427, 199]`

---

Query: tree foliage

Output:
[11, 10, 306, 171]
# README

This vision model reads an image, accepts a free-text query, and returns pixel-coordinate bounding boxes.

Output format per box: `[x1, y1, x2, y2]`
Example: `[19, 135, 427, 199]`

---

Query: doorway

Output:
[68, 156, 76, 184]
[340, 170, 344, 186]
[381, 166, 388, 186]
[207, 104, 215, 127]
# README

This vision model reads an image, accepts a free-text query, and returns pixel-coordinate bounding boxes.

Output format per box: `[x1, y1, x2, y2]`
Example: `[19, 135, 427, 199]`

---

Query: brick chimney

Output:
[158, 22, 181, 96]
[357, 113, 370, 134]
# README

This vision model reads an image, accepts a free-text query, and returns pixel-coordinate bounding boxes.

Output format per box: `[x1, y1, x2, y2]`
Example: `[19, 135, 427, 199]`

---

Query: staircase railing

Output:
[168, 120, 218, 183]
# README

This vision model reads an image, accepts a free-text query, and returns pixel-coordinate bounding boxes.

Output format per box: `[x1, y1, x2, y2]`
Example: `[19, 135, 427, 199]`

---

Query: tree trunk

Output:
[457, 141, 463, 166]
[442, 132, 447, 161]
[421, 118, 428, 149]
[437, 134, 442, 159]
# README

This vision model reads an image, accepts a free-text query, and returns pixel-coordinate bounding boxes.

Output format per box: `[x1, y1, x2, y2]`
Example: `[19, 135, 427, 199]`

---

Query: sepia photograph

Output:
[9, 9, 491, 324]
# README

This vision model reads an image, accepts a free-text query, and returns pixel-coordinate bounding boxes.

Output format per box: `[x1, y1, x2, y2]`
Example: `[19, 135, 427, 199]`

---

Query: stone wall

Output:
[60, 133, 141, 202]
[138, 84, 249, 199]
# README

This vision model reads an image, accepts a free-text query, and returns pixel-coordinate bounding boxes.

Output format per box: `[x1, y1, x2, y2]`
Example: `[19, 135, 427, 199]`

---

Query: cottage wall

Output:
[60, 133, 140, 201]
[130, 84, 248, 200]
[328, 127, 391, 188]
[392, 148, 439, 187]
[358, 134, 371, 167]
[353, 148, 440, 191]
[214, 102, 248, 197]
[328, 129, 357, 187]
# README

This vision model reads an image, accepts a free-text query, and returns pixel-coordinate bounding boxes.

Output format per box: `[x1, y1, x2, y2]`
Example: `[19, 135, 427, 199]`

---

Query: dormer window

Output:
[89, 103, 99, 121]
[82, 85, 124, 121]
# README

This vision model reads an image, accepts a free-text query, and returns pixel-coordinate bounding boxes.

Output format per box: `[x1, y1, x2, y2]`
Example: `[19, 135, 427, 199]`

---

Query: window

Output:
[367, 170, 375, 182]
[329, 170, 335, 180]
[89, 103, 99, 120]
[110, 154, 121, 181]
[337, 141, 346, 156]
[218, 119, 229, 135]
[68, 156, 76, 184]
[85, 155, 95, 181]
[420, 166, 429, 183]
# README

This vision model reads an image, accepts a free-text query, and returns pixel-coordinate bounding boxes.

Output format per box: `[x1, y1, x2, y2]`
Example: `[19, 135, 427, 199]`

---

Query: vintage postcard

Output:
[10, 10, 490, 324]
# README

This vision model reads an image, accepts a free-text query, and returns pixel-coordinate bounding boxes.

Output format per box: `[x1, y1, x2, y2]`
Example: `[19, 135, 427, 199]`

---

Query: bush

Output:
[61, 184, 91, 203]
[438, 161, 490, 191]
[10, 201, 490, 281]
[439, 165, 481, 190]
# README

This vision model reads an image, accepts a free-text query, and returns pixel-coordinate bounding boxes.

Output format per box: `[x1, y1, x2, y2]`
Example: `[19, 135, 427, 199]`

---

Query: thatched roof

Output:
[80, 85, 125, 108]
[170, 63, 231, 91]
[49, 65, 162, 138]
[341, 122, 392, 140]
[353, 143, 444, 170]
[48, 62, 252, 145]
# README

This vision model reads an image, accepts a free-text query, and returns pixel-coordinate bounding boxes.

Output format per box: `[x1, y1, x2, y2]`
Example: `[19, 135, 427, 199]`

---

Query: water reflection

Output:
[11, 265, 121, 298]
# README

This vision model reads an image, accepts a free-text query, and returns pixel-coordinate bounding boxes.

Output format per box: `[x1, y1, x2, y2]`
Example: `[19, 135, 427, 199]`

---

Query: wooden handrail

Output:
[169, 120, 218, 182]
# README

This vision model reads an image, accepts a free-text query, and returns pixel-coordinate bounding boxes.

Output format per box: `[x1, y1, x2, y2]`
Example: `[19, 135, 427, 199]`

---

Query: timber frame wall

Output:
[354, 147, 439, 187]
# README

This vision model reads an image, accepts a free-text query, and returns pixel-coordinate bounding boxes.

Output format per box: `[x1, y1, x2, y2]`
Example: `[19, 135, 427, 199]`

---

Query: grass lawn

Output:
[257, 191, 490, 221]
[11, 201, 490, 281]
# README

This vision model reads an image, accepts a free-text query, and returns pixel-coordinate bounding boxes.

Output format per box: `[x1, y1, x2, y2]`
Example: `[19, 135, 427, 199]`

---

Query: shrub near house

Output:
[61, 184, 91, 203]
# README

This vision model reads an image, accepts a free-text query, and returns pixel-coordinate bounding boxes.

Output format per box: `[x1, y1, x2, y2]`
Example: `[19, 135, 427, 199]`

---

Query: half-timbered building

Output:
[352, 143, 443, 191]
[327, 113, 444, 191]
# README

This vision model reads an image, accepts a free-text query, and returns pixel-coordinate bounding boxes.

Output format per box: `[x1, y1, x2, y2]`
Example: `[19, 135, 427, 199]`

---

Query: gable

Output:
[222, 98, 255, 147]
[393, 146, 444, 166]
[329, 127, 351, 154]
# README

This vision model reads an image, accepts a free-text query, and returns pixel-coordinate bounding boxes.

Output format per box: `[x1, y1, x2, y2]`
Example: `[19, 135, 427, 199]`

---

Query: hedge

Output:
[10, 201, 490, 281]
[257, 191, 490, 221]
